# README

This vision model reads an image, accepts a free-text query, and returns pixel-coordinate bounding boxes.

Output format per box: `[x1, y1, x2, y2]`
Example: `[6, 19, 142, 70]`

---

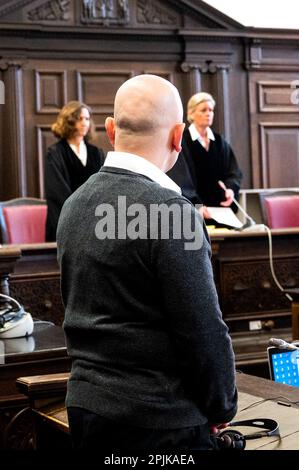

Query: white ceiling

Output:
[202, 0, 299, 29]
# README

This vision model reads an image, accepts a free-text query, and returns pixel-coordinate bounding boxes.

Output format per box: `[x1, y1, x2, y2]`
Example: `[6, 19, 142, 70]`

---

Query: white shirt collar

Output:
[103, 151, 182, 195]
[189, 123, 215, 144]
[69, 140, 87, 166]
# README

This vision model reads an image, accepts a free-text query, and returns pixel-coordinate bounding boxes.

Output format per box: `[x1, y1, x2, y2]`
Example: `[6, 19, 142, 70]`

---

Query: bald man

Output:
[57, 75, 237, 451]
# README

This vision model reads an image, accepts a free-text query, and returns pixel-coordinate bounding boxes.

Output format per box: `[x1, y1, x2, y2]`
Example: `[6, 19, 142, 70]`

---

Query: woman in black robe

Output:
[44, 101, 105, 241]
[167, 92, 242, 221]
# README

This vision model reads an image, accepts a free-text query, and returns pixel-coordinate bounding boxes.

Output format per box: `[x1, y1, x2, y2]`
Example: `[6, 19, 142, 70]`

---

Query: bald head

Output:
[115, 74, 183, 135]
[105, 74, 185, 171]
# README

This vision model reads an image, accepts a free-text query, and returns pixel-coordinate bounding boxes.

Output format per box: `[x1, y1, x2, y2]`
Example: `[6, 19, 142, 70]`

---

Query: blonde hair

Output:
[51, 100, 95, 141]
[187, 92, 216, 123]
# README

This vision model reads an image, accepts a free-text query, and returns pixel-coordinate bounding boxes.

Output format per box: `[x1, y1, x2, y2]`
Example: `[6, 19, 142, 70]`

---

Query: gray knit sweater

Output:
[57, 166, 238, 429]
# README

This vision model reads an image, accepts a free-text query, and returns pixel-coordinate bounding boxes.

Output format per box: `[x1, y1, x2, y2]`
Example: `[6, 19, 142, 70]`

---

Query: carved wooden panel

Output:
[76, 70, 132, 113]
[80, 0, 130, 26]
[258, 81, 299, 113]
[10, 278, 64, 326]
[36, 126, 58, 198]
[136, 0, 179, 27]
[24, 0, 72, 24]
[259, 123, 299, 187]
[35, 70, 67, 113]
[220, 258, 299, 317]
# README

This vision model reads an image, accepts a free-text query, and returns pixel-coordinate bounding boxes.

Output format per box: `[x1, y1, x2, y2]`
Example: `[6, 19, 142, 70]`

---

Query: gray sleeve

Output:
[150, 198, 238, 424]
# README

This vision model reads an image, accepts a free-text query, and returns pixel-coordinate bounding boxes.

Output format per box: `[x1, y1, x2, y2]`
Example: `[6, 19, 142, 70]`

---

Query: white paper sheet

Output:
[206, 207, 243, 228]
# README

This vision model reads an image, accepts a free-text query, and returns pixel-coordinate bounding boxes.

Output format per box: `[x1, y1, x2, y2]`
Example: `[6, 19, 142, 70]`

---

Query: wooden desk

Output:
[210, 227, 299, 375]
[0, 243, 64, 325]
[13, 371, 299, 450]
[0, 323, 70, 449]
[0, 229, 298, 375]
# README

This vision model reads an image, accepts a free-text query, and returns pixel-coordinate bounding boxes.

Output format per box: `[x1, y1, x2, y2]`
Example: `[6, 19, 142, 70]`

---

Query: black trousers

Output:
[67, 407, 216, 451]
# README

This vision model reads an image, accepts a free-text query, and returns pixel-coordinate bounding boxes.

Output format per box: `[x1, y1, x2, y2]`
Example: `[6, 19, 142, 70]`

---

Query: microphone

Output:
[269, 337, 299, 350]
[218, 181, 266, 231]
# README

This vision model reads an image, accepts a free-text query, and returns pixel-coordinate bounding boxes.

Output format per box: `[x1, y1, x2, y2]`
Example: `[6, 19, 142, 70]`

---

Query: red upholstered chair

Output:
[0, 198, 47, 244]
[259, 191, 299, 229]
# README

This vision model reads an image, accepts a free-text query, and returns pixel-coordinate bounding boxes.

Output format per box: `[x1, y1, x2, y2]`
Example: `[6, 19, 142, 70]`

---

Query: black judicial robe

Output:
[167, 128, 242, 210]
[44, 138, 105, 241]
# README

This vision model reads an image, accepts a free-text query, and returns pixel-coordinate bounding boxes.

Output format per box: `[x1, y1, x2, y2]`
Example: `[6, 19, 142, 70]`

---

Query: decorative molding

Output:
[137, 0, 177, 25]
[181, 60, 230, 74]
[142, 69, 174, 83]
[245, 40, 299, 71]
[27, 0, 70, 22]
[0, 58, 26, 71]
[258, 81, 299, 113]
[35, 69, 67, 113]
[76, 69, 132, 112]
[81, 0, 129, 26]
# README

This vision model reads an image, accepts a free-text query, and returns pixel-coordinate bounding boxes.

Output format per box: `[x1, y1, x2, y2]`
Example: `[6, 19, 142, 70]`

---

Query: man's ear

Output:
[172, 123, 185, 152]
[105, 117, 116, 147]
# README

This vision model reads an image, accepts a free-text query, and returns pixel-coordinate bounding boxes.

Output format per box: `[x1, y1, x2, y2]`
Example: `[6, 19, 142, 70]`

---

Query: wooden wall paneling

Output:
[141, 70, 174, 83]
[23, 63, 68, 197]
[76, 69, 133, 113]
[246, 40, 299, 72]
[249, 72, 299, 188]
[76, 69, 134, 154]
[35, 70, 67, 114]
[259, 122, 299, 187]
[36, 126, 57, 199]
[33, 70, 68, 197]
[0, 70, 3, 199]
[1, 1, 299, 199]
[258, 81, 299, 113]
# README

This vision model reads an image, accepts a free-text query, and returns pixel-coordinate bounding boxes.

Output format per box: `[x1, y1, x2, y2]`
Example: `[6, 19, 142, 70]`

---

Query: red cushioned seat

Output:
[3, 205, 47, 244]
[0, 198, 47, 244]
[264, 195, 299, 229]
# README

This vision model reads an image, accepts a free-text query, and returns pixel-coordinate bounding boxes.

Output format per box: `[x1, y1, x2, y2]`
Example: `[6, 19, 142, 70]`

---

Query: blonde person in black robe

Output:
[167, 92, 242, 221]
[44, 101, 105, 241]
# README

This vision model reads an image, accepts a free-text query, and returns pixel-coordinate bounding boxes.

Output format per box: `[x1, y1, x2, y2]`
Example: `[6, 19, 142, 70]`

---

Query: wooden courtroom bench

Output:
[9, 370, 299, 450]
[0, 323, 71, 449]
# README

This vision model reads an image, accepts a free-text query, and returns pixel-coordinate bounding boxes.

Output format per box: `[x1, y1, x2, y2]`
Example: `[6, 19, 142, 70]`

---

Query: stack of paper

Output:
[206, 207, 243, 229]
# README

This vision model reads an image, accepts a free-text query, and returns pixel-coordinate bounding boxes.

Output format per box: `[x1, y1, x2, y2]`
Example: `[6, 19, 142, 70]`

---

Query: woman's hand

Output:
[220, 188, 234, 207]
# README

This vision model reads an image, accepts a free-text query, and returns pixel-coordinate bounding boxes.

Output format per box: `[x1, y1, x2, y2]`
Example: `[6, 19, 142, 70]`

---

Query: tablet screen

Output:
[267, 347, 299, 387]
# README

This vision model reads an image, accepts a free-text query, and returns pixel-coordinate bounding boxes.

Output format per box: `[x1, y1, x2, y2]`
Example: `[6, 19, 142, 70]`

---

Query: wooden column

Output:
[215, 66, 231, 143]
[181, 58, 232, 140]
[181, 62, 202, 95]
[0, 60, 26, 199]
